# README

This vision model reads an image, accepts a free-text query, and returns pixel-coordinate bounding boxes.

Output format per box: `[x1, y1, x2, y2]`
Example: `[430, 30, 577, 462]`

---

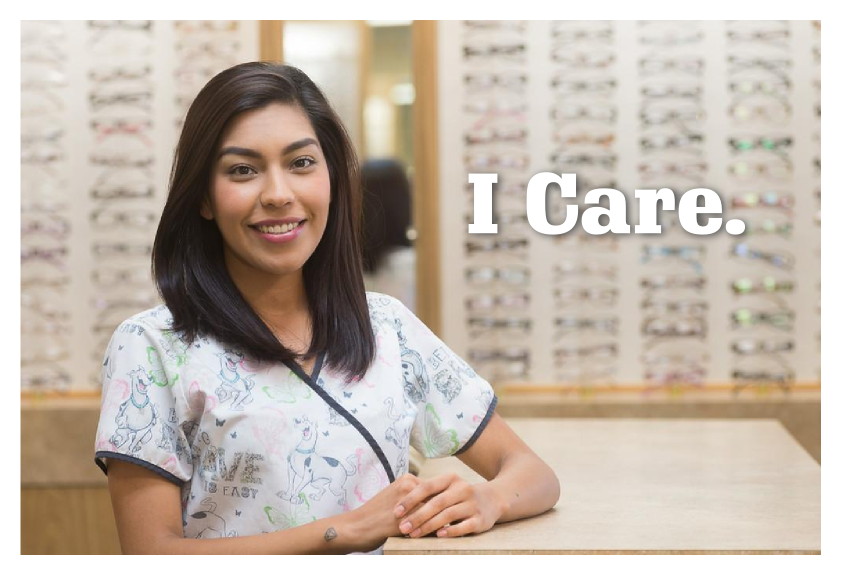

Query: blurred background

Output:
[20, 20, 820, 554]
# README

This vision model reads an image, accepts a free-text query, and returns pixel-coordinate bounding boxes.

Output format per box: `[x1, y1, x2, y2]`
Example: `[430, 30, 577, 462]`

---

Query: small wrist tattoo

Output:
[324, 527, 338, 542]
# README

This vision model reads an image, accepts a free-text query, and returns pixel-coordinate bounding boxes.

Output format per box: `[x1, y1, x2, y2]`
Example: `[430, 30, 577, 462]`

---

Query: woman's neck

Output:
[228, 269, 313, 356]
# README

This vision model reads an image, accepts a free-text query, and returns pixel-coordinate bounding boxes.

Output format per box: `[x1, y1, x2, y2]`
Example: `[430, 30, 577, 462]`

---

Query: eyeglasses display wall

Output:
[438, 20, 821, 393]
[20, 20, 259, 396]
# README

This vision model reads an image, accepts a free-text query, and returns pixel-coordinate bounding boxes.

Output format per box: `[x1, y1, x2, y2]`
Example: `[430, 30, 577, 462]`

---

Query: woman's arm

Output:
[392, 412, 560, 538]
[107, 459, 422, 554]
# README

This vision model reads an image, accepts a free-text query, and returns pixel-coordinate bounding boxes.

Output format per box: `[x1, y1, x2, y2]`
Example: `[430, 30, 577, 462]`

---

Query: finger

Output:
[408, 502, 472, 538]
[393, 473, 421, 496]
[400, 482, 471, 536]
[434, 515, 482, 538]
[394, 474, 454, 518]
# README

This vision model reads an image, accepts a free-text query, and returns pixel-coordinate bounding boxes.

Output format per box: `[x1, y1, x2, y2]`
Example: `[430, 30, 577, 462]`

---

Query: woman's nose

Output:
[260, 168, 295, 207]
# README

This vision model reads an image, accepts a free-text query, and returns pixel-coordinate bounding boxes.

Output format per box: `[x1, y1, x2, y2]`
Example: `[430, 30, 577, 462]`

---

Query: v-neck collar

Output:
[284, 351, 325, 384]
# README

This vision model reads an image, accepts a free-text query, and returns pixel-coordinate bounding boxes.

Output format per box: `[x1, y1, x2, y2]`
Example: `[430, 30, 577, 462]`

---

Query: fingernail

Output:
[400, 521, 413, 534]
[394, 504, 405, 517]
[410, 529, 422, 538]
[437, 528, 448, 537]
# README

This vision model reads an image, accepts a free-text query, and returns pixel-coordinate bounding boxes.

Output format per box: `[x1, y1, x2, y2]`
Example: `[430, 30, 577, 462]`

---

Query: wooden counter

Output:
[384, 419, 820, 554]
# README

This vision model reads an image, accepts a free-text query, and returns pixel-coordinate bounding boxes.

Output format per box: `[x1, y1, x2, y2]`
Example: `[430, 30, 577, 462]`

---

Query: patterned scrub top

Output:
[94, 292, 497, 544]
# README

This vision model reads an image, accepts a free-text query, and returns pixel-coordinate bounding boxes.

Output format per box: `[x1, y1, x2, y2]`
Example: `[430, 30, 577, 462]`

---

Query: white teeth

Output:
[256, 221, 301, 234]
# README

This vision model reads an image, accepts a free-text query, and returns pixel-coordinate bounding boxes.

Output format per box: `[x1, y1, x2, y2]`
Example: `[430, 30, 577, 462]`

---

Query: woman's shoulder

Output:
[365, 291, 434, 344]
[365, 291, 411, 330]
[119, 303, 172, 325]
[110, 304, 174, 338]
[104, 304, 224, 369]
[366, 290, 402, 309]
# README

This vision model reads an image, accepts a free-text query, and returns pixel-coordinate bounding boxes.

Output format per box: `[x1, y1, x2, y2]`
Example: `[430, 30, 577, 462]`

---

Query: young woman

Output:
[94, 62, 560, 555]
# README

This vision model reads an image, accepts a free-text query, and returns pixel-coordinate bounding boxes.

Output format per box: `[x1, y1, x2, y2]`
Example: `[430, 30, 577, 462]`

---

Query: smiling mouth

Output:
[252, 221, 304, 235]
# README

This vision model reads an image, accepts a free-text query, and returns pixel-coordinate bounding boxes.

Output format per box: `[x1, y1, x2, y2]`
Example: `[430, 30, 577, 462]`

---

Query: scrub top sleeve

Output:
[389, 298, 497, 459]
[94, 320, 192, 485]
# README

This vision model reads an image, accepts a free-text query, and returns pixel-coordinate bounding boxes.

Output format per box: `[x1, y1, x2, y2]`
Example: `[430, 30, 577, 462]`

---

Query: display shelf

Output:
[436, 20, 821, 391]
[20, 20, 260, 395]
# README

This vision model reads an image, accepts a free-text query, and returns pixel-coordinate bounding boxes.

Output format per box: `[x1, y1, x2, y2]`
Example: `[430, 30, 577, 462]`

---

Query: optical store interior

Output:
[21, 20, 821, 555]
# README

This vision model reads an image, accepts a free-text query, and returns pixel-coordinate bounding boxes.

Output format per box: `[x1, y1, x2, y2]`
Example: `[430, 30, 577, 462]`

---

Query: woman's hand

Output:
[344, 473, 425, 551]
[390, 413, 560, 541]
[392, 473, 506, 538]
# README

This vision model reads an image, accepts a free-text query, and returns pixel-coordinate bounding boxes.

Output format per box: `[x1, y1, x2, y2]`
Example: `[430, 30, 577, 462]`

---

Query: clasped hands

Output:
[390, 472, 504, 539]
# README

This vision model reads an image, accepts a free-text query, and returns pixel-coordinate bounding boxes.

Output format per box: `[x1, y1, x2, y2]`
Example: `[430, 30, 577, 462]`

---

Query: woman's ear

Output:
[199, 197, 213, 220]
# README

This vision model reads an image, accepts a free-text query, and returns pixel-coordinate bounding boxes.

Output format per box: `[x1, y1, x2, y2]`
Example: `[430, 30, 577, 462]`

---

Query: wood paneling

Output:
[22, 398, 104, 485]
[21, 486, 120, 555]
[259, 20, 283, 62]
[411, 20, 441, 334]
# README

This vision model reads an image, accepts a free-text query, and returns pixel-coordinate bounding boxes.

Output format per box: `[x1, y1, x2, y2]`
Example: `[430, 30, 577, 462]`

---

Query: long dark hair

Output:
[360, 158, 413, 273]
[152, 62, 375, 378]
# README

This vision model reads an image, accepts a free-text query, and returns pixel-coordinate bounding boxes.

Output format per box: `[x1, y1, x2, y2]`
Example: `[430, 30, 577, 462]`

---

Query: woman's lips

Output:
[251, 220, 306, 243]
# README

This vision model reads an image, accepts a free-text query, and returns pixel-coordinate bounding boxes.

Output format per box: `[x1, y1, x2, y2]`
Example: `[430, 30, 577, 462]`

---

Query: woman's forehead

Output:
[219, 103, 318, 148]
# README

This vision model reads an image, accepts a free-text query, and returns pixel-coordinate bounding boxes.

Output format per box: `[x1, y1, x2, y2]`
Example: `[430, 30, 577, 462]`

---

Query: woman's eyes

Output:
[291, 156, 316, 169]
[228, 164, 257, 177]
[225, 156, 316, 177]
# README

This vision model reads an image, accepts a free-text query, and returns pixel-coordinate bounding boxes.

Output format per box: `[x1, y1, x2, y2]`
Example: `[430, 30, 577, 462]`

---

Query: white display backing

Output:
[438, 20, 820, 390]
[21, 21, 260, 395]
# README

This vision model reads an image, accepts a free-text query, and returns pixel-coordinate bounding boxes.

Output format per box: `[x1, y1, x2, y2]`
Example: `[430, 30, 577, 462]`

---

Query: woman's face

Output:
[201, 103, 331, 286]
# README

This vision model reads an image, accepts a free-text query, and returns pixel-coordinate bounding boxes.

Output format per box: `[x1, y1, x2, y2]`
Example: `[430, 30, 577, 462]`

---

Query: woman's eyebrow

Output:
[218, 146, 262, 160]
[217, 138, 319, 160]
[282, 137, 320, 154]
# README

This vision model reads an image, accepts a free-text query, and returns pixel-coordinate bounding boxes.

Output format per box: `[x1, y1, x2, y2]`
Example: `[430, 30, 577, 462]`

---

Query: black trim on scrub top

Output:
[455, 394, 498, 455]
[284, 352, 396, 483]
[94, 451, 185, 486]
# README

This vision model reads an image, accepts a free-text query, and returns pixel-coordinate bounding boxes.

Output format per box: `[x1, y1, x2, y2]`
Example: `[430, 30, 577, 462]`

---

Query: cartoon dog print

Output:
[433, 369, 463, 403]
[279, 416, 357, 506]
[214, 349, 255, 411]
[190, 498, 237, 538]
[111, 366, 159, 454]
[383, 396, 411, 449]
[397, 324, 428, 403]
